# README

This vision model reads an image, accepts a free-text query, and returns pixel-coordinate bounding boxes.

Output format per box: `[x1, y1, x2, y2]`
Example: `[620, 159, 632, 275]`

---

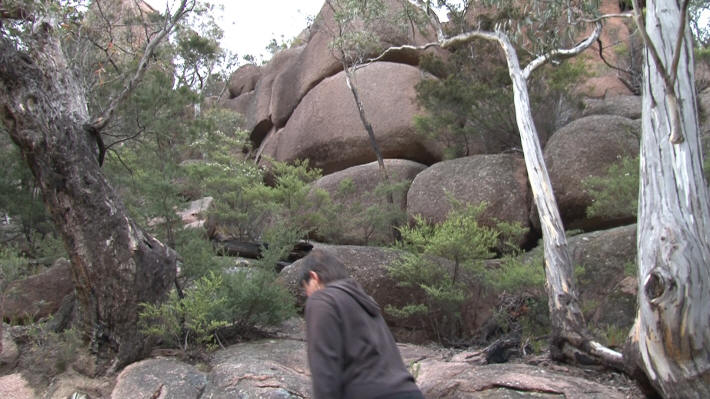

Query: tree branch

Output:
[523, 22, 602, 79]
[84, 0, 193, 135]
[631, 0, 690, 144]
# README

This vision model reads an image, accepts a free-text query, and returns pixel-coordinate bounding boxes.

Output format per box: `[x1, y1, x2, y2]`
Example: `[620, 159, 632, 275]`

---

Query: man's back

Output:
[305, 278, 421, 399]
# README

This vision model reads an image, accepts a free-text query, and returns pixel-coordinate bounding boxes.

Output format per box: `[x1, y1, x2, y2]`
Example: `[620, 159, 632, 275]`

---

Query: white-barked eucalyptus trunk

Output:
[631, 0, 710, 396]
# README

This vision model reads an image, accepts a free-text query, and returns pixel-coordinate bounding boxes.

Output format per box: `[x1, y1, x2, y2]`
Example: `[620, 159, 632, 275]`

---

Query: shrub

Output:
[387, 202, 516, 344]
[321, 177, 408, 245]
[139, 229, 296, 352]
[139, 272, 229, 351]
[487, 255, 549, 348]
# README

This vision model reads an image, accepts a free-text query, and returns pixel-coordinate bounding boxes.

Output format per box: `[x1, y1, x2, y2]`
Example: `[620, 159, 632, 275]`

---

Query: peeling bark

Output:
[631, 0, 710, 396]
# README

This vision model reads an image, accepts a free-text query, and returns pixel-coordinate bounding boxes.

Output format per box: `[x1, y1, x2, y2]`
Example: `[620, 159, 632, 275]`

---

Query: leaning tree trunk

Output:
[494, 34, 590, 362]
[451, 25, 622, 368]
[343, 65, 401, 241]
[629, 0, 710, 396]
[0, 25, 176, 371]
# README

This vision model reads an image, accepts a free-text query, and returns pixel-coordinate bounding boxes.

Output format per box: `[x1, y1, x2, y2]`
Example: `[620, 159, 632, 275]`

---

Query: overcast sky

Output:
[145, 0, 325, 61]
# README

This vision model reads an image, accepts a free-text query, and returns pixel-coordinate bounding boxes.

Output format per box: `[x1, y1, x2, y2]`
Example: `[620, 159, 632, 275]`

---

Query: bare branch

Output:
[670, 0, 691, 87]
[523, 22, 602, 79]
[631, 0, 673, 90]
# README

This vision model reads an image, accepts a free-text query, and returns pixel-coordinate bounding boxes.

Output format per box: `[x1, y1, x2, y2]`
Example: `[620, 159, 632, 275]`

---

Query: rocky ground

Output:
[1, 317, 645, 399]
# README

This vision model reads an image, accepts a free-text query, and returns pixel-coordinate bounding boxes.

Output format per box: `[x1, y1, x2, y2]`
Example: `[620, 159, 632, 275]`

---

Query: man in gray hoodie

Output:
[300, 249, 424, 399]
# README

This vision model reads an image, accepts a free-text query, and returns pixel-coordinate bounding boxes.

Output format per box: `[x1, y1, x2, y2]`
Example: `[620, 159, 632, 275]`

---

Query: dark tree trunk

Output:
[0, 24, 175, 371]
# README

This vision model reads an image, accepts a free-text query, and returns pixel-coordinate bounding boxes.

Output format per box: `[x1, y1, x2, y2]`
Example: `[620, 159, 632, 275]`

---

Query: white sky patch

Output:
[144, 0, 325, 61]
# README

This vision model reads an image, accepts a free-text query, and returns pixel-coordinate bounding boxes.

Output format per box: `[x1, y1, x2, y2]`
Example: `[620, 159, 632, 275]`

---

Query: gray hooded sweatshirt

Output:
[305, 278, 421, 399]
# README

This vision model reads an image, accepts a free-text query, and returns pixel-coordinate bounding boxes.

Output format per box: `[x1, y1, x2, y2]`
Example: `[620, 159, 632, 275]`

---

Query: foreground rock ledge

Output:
[109, 335, 636, 398]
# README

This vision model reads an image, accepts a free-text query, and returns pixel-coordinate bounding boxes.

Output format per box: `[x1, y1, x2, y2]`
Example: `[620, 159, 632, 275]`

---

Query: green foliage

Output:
[0, 245, 28, 291]
[173, 228, 231, 282]
[388, 201, 519, 343]
[140, 248, 295, 352]
[583, 155, 639, 219]
[327, 0, 389, 65]
[415, 48, 586, 158]
[199, 157, 331, 242]
[415, 50, 517, 159]
[0, 135, 54, 238]
[485, 256, 546, 294]
[139, 272, 229, 351]
[477, 0, 601, 56]
[320, 177, 408, 245]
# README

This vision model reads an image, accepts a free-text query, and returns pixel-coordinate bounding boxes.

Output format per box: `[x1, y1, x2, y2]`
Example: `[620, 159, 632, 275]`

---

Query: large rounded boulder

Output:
[543, 115, 640, 230]
[2, 258, 74, 323]
[582, 95, 642, 120]
[406, 154, 532, 246]
[259, 62, 446, 174]
[269, 0, 442, 129]
[311, 159, 427, 245]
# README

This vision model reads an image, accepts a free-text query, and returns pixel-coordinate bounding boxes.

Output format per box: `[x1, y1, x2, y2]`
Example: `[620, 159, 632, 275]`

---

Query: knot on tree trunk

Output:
[644, 268, 675, 305]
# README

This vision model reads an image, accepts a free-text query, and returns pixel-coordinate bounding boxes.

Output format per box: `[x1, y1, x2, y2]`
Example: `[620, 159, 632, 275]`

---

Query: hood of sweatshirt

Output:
[328, 278, 380, 317]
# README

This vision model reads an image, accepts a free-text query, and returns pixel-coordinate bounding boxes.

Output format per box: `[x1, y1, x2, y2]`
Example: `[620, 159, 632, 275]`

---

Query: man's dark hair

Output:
[299, 249, 349, 286]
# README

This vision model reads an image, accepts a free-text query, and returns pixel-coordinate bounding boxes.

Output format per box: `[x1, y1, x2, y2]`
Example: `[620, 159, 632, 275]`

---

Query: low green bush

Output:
[387, 201, 528, 344]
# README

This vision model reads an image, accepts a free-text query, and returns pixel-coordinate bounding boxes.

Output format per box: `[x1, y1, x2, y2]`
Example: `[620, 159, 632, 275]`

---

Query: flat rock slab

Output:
[417, 361, 627, 399]
[104, 337, 637, 399]
[111, 358, 208, 399]
[0, 373, 35, 398]
[204, 338, 311, 399]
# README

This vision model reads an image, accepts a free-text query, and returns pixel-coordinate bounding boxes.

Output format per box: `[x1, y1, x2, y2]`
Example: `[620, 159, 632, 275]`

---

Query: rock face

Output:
[279, 245, 413, 310]
[176, 196, 213, 229]
[582, 95, 642, 120]
[311, 159, 427, 245]
[0, 373, 35, 399]
[0, 326, 19, 373]
[227, 64, 261, 98]
[222, 0, 441, 149]
[567, 224, 637, 330]
[220, 46, 305, 145]
[544, 115, 640, 230]
[1, 258, 74, 323]
[407, 154, 532, 245]
[268, 0, 440, 130]
[259, 62, 445, 175]
[111, 358, 208, 399]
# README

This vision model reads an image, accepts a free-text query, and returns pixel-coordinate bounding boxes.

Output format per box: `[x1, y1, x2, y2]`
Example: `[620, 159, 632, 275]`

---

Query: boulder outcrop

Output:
[220, 45, 304, 145]
[406, 153, 532, 246]
[544, 115, 640, 230]
[259, 62, 445, 174]
[227, 64, 261, 98]
[311, 159, 427, 245]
